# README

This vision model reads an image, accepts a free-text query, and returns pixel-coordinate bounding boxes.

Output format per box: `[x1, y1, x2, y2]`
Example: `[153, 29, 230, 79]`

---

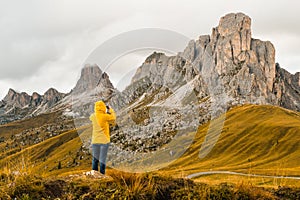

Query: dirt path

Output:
[187, 171, 300, 180]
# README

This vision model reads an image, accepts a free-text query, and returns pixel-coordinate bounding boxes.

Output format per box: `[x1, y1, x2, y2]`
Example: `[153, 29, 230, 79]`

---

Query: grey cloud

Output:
[86, 28, 190, 69]
[0, 0, 132, 80]
[0, 38, 62, 79]
[0, 0, 299, 99]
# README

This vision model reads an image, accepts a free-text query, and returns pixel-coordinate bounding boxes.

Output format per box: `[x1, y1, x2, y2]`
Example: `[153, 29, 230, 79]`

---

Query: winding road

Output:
[187, 171, 300, 180]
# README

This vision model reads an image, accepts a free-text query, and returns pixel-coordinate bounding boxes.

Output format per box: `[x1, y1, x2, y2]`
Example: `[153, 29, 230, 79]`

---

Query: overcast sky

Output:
[0, 0, 299, 99]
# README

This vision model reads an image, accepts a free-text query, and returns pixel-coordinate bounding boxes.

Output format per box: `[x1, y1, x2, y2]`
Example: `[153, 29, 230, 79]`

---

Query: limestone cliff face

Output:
[71, 64, 114, 99]
[72, 64, 103, 94]
[126, 13, 298, 112]
[3, 89, 31, 108]
[31, 92, 42, 107]
[273, 64, 300, 111]
[195, 13, 297, 110]
[200, 13, 278, 107]
[43, 88, 65, 108]
[66, 63, 116, 118]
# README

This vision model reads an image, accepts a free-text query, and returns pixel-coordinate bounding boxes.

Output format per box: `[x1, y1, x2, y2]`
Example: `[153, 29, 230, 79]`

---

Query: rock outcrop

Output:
[30, 92, 42, 107]
[3, 89, 31, 108]
[71, 63, 114, 97]
[194, 13, 297, 110]
[72, 64, 103, 94]
[273, 64, 300, 111]
[197, 13, 279, 107]
[69, 64, 115, 119]
[125, 12, 298, 112]
[43, 88, 65, 108]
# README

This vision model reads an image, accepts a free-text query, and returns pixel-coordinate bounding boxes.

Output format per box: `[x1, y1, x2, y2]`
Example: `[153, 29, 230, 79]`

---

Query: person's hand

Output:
[106, 105, 111, 114]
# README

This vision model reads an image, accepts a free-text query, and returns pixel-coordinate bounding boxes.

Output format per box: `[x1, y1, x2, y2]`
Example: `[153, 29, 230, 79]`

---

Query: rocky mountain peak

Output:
[144, 52, 166, 64]
[3, 89, 31, 108]
[43, 88, 64, 108]
[8, 88, 17, 94]
[200, 13, 276, 98]
[217, 13, 251, 39]
[32, 92, 41, 99]
[72, 63, 103, 94]
[44, 88, 59, 97]
[212, 13, 253, 68]
[31, 92, 42, 107]
[68, 63, 116, 117]
[19, 92, 31, 105]
[3, 88, 17, 101]
[210, 13, 253, 71]
[98, 72, 114, 89]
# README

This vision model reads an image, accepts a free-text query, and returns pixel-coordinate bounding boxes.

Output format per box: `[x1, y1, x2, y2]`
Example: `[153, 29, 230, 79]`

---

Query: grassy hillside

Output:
[161, 104, 300, 178]
[0, 109, 90, 177]
[0, 111, 62, 138]
[0, 104, 299, 188]
[0, 127, 92, 177]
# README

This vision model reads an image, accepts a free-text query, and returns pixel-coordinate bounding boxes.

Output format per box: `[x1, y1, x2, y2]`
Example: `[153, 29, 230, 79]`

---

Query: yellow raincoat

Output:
[90, 101, 116, 144]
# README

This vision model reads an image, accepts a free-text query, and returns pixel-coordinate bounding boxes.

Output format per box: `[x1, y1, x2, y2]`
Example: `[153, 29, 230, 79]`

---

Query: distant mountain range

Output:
[0, 88, 65, 124]
[0, 12, 299, 126]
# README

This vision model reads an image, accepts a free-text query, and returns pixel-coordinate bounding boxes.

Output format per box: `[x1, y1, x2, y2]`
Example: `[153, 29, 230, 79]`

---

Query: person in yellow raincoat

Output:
[89, 100, 116, 174]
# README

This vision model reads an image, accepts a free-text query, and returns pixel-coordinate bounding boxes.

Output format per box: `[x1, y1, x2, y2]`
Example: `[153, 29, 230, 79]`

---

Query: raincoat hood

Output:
[94, 101, 106, 113]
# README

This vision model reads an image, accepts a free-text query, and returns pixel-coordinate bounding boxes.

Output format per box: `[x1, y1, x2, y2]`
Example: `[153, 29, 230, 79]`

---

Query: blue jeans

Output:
[92, 143, 110, 174]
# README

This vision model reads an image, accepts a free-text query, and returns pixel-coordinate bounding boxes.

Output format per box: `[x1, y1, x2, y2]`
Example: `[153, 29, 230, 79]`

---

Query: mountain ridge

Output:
[0, 12, 299, 126]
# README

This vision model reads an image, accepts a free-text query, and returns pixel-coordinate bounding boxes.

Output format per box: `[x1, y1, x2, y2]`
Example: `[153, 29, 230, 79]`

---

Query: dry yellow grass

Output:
[0, 111, 62, 138]
[0, 104, 299, 188]
[160, 105, 300, 183]
[0, 126, 90, 177]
